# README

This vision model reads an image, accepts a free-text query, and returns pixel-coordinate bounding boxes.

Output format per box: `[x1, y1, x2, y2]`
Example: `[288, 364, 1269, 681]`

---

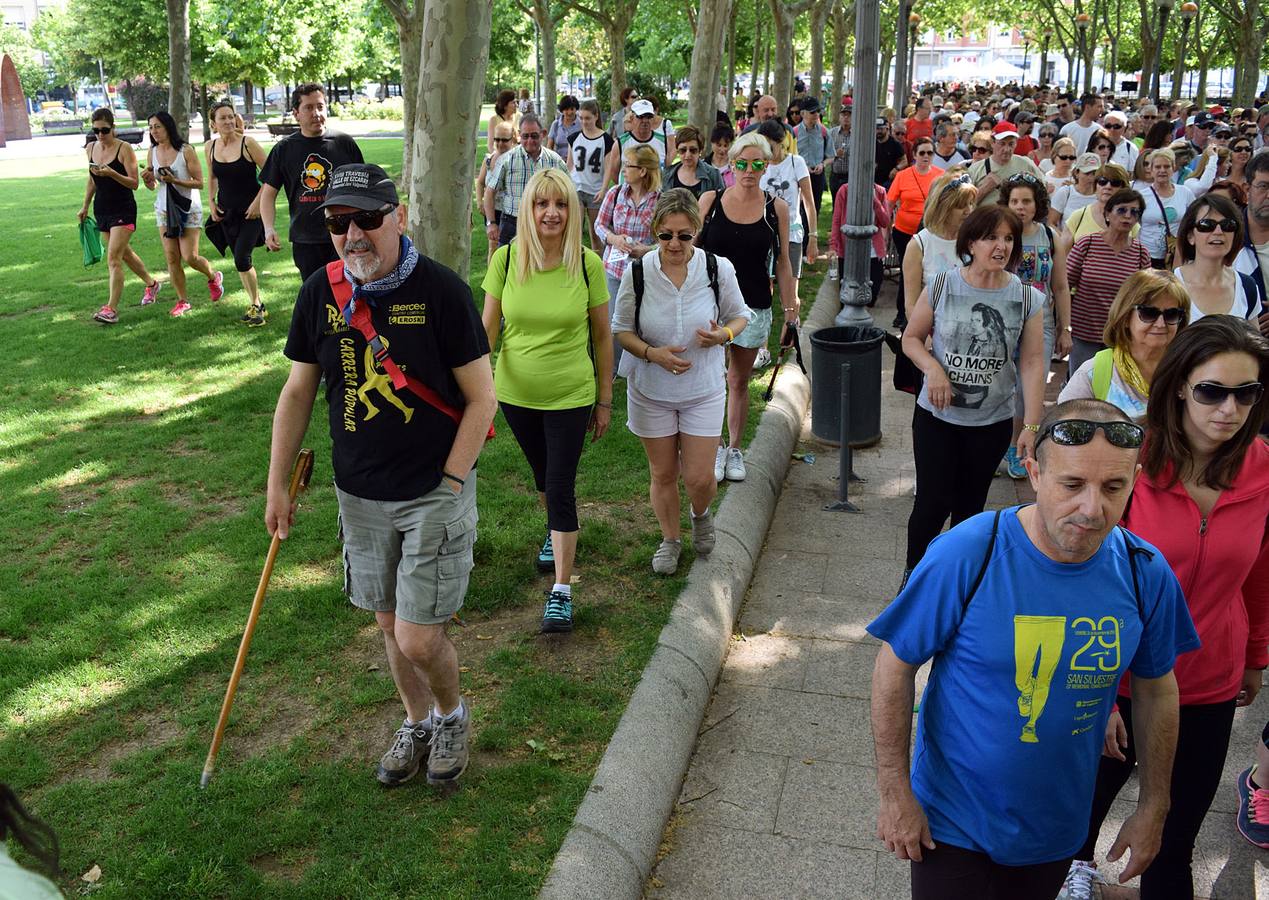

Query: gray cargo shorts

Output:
[336, 473, 478, 626]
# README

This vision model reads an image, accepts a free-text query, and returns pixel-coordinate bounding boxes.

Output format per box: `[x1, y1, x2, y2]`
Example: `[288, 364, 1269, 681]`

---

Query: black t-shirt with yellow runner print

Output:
[284, 256, 490, 501]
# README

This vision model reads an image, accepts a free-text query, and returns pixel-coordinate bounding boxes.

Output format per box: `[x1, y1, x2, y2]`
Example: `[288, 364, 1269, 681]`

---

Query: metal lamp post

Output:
[1021, 33, 1031, 89]
[893, 0, 910, 109]
[1075, 13, 1091, 94]
[1101, 36, 1112, 90]
[908, 12, 921, 96]
[1171, 1, 1198, 101]
[1151, 0, 1175, 104]
[836, 0, 881, 328]
[1039, 27, 1052, 87]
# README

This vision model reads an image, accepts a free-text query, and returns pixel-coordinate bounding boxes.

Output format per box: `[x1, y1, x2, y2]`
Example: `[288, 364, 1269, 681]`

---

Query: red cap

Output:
[992, 121, 1019, 140]
[1209, 104, 1226, 116]
[843, 96, 853, 107]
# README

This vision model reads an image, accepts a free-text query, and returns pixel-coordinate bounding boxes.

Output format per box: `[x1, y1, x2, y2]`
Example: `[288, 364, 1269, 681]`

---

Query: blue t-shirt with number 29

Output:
[867, 507, 1199, 866]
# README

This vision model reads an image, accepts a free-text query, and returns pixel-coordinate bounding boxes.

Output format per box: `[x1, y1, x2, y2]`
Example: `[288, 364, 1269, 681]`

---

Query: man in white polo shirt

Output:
[1104, 111, 1139, 170]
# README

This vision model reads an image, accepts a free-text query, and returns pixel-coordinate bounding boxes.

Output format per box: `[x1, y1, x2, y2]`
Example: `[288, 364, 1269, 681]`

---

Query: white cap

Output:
[1185, 115, 1196, 127]
[631, 99, 655, 116]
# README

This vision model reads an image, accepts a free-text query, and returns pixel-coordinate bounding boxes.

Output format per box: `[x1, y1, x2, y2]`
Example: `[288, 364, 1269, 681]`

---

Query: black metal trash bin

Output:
[810, 325, 885, 447]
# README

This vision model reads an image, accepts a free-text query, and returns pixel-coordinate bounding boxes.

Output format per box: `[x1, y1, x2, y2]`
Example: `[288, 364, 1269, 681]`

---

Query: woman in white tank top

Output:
[901, 172, 976, 324]
[1172, 194, 1260, 324]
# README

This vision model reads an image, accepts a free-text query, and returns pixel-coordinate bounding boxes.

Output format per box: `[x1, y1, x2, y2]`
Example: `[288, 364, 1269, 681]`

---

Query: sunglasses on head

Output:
[1194, 217, 1238, 233]
[656, 230, 695, 242]
[1110, 205, 1143, 218]
[732, 158, 767, 172]
[1036, 419, 1145, 450]
[1096, 177, 1126, 187]
[325, 206, 394, 235]
[1135, 304, 1184, 325]
[91, 126, 113, 134]
[1190, 381, 1264, 406]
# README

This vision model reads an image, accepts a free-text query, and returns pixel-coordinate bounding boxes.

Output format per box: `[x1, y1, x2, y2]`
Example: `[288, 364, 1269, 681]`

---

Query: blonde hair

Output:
[1050, 137, 1076, 162]
[651, 188, 703, 234]
[1146, 147, 1176, 170]
[514, 168, 584, 285]
[625, 145, 663, 192]
[1102, 270, 1192, 348]
[729, 131, 773, 161]
[923, 173, 979, 237]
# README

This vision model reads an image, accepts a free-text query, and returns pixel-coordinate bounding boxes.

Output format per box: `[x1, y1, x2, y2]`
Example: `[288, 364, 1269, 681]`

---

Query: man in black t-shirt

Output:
[256, 83, 365, 282]
[266, 163, 496, 789]
[874, 118, 907, 187]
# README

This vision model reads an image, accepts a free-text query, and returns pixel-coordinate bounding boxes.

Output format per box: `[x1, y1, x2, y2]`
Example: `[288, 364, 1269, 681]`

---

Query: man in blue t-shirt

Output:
[868, 399, 1199, 898]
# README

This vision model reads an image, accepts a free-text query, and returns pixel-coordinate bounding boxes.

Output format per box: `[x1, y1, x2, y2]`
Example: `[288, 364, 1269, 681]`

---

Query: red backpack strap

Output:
[325, 262, 493, 438]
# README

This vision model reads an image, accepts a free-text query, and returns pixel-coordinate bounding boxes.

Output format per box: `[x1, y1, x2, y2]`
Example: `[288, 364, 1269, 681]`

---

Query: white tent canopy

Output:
[930, 57, 1026, 84]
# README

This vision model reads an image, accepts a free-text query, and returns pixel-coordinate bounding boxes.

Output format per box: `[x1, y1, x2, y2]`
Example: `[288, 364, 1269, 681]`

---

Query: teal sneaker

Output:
[536, 532, 554, 573]
[540, 589, 574, 634]
[1002, 446, 1027, 480]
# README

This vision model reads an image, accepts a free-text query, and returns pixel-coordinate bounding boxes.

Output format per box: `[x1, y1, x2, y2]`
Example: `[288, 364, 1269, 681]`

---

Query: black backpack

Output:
[631, 250, 720, 338]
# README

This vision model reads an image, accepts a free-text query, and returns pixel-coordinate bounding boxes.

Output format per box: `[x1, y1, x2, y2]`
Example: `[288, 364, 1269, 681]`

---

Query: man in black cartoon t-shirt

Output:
[265, 163, 496, 790]
[256, 83, 364, 282]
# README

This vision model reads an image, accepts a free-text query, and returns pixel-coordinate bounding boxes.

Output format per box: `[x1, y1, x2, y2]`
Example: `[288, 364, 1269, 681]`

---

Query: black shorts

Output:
[97, 212, 137, 233]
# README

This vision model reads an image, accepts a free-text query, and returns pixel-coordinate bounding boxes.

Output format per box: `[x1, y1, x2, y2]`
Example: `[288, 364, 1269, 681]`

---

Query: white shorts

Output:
[626, 384, 725, 439]
[154, 205, 204, 231]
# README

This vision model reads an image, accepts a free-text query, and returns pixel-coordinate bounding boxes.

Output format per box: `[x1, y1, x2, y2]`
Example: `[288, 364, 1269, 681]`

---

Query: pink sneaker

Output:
[141, 280, 161, 305]
[170, 300, 192, 318]
[93, 305, 118, 324]
[208, 271, 224, 302]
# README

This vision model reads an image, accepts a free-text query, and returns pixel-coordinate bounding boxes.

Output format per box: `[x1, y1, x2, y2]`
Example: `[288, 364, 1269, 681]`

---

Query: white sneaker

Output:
[714, 446, 727, 483]
[754, 347, 773, 369]
[724, 447, 746, 481]
[1057, 860, 1102, 900]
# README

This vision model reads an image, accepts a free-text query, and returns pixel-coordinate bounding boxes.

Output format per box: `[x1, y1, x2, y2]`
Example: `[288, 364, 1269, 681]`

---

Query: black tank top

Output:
[90, 143, 136, 219]
[699, 190, 774, 310]
[212, 138, 259, 213]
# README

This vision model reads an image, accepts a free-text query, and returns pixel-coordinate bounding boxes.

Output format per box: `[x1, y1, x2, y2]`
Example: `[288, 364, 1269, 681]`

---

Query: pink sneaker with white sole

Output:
[141, 280, 161, 305]
[208, 271, 224, 302]
[170, 300, 192, 317]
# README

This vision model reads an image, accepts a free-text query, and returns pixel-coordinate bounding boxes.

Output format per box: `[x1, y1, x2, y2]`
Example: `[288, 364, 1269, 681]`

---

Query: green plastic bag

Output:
[80, 217, 103, 267]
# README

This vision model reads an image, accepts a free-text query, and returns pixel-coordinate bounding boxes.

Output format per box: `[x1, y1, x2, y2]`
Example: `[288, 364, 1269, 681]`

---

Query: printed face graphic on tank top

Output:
[941, 303, 1009, 408]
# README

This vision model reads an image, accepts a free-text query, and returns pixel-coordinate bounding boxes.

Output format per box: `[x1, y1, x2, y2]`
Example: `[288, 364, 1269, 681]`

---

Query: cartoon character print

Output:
[301, 153, 333, 195]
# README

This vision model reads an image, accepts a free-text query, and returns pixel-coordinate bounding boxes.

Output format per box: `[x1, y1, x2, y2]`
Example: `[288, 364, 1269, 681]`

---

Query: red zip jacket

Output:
[1120, 439, 1269, 705]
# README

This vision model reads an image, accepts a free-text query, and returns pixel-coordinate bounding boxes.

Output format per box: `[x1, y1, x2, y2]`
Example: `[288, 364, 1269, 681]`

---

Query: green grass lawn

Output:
[0, 137, 827, 898]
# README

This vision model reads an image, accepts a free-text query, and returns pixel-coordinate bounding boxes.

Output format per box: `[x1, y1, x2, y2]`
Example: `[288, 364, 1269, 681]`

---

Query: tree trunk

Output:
[878, 50, 892, 108]
[199, 83, 210, 140]
[407, 0, 493, 279]
[1233, 31, 1264, 104]
[764, 33, 772, 93]
[607, 24, 627, 110]
[830, 0, 847, 110]
[808, 0, 829, 105]
[165, 0, 192, 141]
[750, 0, 762, 94]
[768, 0, 796, 109]
[1065, 53, 1074, 89]
[690, 0, 731, 135]
[243, 79, 255, 125]
[727, 11, 737, 102]
[388, 1, 422, 187]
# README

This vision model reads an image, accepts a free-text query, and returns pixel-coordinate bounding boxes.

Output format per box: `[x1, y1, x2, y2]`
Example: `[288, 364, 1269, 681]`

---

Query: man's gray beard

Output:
[345, 251, 382, 282]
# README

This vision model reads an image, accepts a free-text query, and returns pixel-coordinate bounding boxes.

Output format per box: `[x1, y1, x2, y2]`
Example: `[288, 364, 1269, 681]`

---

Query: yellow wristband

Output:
[1023, 423, 1040, 433]
[723, 326, 734, 343]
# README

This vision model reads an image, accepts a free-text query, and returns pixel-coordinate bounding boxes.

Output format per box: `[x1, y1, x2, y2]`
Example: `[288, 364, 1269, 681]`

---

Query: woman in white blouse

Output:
[613, 189, 753, 576]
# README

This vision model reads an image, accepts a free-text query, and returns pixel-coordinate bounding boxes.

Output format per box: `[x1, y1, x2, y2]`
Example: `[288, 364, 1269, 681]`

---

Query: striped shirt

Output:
[594, 184, 659, 280]
[1066, 233, 1151, 343]
[486, 145, 568, 217]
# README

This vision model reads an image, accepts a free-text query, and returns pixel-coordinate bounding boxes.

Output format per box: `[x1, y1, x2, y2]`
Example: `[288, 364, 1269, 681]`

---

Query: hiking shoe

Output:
[652, 539, 682, 575]
[724, 448, 746, 482]
[93, 305, 118, 324]
[1237, 766, 1269, 849]
[140, 280, 161, 305]
[691, 508, 716, 556]
[208, 270, 224, 302]
[427, 700, 471, 786]
[540, 590, 574, 634]
[714, 446, 727, 483]
[754, 347, 773, 369]
[1057, 860, 1102, 900]
[536, 532, 554, 573]
[170, 300, 192, 317]
[240, 304, 268, 327]
[375, 717, 433, 787]
[1002, 446, 1027, 480]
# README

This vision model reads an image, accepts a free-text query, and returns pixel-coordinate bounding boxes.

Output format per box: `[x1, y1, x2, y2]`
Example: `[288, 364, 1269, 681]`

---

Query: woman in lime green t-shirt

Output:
[480, 168, 613, 636]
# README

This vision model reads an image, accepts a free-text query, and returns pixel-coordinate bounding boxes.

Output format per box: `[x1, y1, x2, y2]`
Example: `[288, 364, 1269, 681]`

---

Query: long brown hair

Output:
[1143, 317, 1269, 489]
[0, 783, 60, 879]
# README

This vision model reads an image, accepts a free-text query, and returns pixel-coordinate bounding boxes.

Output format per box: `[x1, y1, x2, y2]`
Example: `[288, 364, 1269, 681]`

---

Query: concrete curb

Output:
[538, 275, 842, 900]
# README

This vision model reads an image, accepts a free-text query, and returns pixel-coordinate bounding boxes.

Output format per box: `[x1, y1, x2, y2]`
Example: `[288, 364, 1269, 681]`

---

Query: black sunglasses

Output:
[1233, 144, 1254, 153]
[971, 145, 990, 153]
[1190, 381, 1264, 406]
[1097, 177, 1126, 187]
[493, 137, 512, 144]
[91, 126, 112, 134]
[325, 206, 394, 235]
[655, 231, 695, 242]
[1111, 205, 1143, 218]
[1057, 154, 1077, 160]
[1135, 304, 1185, 325]
[1194, 217, 1238, 233]
[1106, 123, 1124, 130]
[1036, 419, 1145, 450]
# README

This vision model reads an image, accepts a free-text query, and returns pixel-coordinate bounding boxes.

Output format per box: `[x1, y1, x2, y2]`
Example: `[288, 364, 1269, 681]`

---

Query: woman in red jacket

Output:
[1063, 316, 1269, 900]
[829, 179, 890, 308]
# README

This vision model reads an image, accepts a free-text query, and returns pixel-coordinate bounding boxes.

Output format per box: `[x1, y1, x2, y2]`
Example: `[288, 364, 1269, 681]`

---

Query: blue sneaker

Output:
[540, 590, 573, 634]
[1002, 446, 1028, 480]
[536, 532, 554, 573]
[1236, 766, 1269, 849]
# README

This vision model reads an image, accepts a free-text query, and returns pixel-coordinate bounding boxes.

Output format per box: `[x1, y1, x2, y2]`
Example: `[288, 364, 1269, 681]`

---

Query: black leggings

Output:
[222, 211, 263, 273]
[893, 229, 915, 321]
[906, 405, 1013, 568]
[1075, 695, 1237, 900]
[499, 401, 592, 533]
[910, 843, 1071, 900]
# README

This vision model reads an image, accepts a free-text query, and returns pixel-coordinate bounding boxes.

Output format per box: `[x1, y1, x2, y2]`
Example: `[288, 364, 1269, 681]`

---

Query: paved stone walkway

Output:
[647, 288, 1269, 899]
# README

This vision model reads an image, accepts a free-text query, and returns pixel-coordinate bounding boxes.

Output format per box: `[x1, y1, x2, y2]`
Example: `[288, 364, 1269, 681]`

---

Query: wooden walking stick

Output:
[200, 448, 315, 788]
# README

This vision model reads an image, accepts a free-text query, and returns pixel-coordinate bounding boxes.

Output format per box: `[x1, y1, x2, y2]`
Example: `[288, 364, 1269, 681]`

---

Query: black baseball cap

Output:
[1192, 111, 1216, 129]
[316, 163, 399, 211]
[800, 97, 821, 114]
